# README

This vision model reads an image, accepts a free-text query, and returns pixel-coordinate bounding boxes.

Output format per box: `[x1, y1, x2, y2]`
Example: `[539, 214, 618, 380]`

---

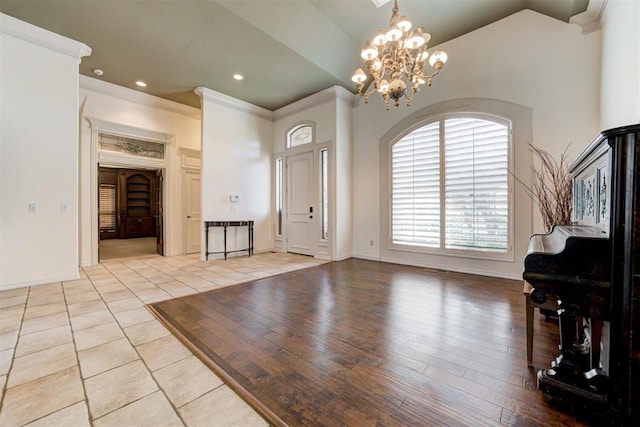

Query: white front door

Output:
[286, 151, 314, 256]
[183, 170, 201, 254]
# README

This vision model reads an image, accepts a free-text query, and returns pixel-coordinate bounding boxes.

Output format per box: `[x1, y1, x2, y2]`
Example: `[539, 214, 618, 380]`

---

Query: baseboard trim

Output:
[351, 253, 522, 281]
[1, 272, 81, 291]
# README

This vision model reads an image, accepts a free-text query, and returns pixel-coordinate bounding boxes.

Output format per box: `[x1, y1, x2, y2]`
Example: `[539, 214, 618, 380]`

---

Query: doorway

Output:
[98, 166, 164, 261]
[286, 151, 314, 256]
[183, 170, 201, 254]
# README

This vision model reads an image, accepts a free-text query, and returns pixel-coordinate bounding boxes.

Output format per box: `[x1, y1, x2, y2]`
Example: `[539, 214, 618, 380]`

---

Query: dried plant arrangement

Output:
[512, 144, 573, 232]
[528, 145, 573, 232]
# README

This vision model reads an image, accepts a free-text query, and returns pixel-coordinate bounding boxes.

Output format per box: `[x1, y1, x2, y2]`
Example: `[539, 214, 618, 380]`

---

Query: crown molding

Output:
[194, 87, 274, 121]
[274, 85, 356, 121]
[570, 0, 608, 34]
[81, 76, 201, 120]
[1, 12, 91, 60]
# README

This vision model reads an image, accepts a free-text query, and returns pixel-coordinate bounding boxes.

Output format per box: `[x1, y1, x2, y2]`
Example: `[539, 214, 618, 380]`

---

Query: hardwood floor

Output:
[148, 258, 583, 426]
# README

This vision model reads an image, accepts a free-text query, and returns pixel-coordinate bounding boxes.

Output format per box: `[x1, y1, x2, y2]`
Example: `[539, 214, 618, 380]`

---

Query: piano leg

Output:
[537, 302, 612, 423]
[526, 290, 534, 367]
[523, 282, 560, 367]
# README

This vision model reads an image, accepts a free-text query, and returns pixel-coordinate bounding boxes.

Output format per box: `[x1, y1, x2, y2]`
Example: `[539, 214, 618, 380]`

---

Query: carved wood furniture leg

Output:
[524, 281, 534, 367]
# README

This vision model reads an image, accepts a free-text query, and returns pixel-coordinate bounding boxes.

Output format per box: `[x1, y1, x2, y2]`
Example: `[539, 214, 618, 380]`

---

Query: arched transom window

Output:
[287, 123, 314, 148]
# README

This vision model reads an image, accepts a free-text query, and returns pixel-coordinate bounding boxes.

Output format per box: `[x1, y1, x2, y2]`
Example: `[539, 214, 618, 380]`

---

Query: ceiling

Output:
[0, 0, 588, 111]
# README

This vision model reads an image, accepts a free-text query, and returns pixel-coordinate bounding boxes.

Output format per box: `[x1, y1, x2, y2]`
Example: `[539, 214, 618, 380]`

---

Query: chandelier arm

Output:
[363, 84, 378, 97]
[414, 65, 443, 81]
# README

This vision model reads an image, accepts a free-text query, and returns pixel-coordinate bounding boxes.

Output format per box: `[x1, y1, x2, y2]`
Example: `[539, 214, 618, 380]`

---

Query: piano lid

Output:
[523, 225, 610, 290]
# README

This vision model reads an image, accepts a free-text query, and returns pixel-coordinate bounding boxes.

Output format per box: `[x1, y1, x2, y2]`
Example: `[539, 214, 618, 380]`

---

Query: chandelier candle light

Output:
[352, 0, 448, 110]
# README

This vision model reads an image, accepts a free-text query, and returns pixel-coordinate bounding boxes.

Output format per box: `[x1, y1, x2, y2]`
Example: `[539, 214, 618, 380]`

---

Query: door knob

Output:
[187, 215, 191, 218]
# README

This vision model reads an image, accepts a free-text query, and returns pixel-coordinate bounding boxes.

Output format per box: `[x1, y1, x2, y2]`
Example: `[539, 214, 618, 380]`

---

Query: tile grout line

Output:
[0, 286, 30, 416]
[88, 260, 192, 426]
[22, 279, 94, 426]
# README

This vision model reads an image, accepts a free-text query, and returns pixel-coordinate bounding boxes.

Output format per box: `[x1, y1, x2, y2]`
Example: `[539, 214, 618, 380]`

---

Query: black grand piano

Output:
[523, 124, 640, 424]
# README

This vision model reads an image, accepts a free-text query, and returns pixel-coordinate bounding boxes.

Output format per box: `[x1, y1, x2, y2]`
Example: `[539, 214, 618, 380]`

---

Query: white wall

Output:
[600, 0, 640, 129]
[334, 96, 353, 260]
[197, 88, 274, 258]
[351, 10, 601, 279]
[1, 14, 90, 289]
[78, 77, 201, 265]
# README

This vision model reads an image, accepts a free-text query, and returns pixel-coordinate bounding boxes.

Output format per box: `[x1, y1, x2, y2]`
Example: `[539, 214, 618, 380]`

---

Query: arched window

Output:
[287, 123, 314, 148]
[391, 115, 511, 255]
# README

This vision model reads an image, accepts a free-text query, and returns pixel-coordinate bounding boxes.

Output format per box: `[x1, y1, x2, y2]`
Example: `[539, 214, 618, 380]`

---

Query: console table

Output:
[204, 220, 254, 260]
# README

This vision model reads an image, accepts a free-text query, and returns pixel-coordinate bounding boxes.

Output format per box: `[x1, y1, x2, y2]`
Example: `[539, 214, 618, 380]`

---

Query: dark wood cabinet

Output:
[125, 216, 154, 236]
[121, 170, 156, 238]
[99, 167, 157, 239]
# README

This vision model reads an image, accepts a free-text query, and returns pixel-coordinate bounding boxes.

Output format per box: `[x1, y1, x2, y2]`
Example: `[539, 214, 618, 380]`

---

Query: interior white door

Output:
[286, 151, 314, 256]
[184, 170, 201, 254]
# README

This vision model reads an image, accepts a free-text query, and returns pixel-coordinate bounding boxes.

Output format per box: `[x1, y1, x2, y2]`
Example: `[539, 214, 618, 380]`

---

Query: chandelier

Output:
[351, 0, 448, 110]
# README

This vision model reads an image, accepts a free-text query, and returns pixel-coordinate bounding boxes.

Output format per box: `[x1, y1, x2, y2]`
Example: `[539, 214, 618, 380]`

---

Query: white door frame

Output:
[85, 117, 173, 266]
[277, 141, 332, 259]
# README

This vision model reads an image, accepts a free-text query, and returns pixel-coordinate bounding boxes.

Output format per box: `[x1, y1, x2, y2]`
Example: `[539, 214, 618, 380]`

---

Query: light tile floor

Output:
[0, 252, 326, 426]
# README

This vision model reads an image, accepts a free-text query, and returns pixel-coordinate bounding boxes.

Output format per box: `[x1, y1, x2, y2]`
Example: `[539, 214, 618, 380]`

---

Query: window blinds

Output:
[99, 184, 116, 230]
[444, 118, 509, 252]
[392, 122, 440, 247]
[391, 117, 509, 253]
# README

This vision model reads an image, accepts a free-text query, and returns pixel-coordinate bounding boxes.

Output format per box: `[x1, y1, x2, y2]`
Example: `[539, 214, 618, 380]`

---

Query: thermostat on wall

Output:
[229, 194, 240, 202]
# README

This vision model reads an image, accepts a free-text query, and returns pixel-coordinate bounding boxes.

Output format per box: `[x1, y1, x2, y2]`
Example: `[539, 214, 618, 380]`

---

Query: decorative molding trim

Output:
[274, 85, 356, 121]
[81, 76, 201, 119]
[570, 0, 608, 34]
[97, 151, 165, 169]
[194, 87, 274, 121]
[85, 117, 173, 144]
[179, 148, 201, 170]
[368, 254, 522, 280]
[0, 12, 91, 59]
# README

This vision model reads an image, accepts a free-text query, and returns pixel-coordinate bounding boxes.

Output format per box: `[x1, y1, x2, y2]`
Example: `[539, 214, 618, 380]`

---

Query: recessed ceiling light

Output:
[135, 80, 147, 87]
[93, 68, 104, 76]
[233, 74, 244, 81]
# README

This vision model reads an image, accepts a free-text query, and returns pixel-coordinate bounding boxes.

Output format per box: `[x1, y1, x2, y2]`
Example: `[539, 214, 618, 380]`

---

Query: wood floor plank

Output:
[148, 258, 585, 426]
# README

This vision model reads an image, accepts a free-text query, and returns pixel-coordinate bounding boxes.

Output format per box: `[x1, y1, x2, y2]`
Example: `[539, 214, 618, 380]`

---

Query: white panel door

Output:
[286, 152, 314, 256]
[184, 170, 201, 254]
